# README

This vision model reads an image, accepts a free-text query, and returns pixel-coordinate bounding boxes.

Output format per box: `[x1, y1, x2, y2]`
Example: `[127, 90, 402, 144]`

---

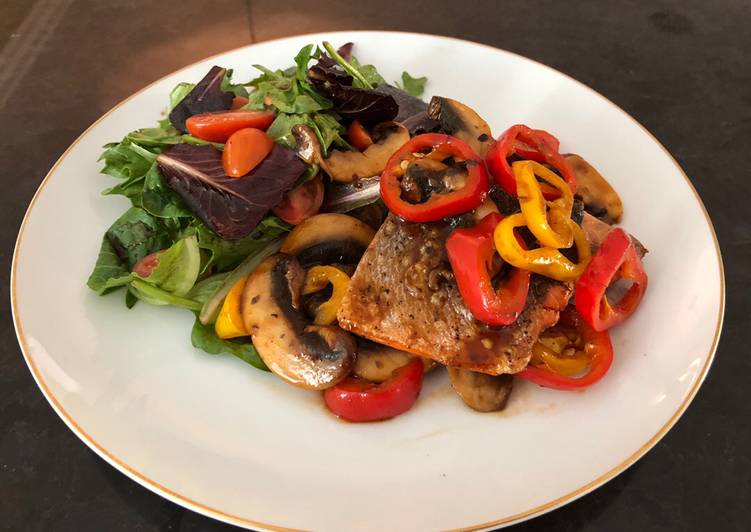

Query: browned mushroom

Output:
[428, 97, 494, 157]
[241, 254, 356, 390]
[324, 123, 410, 183]
[353, 339, 436, 382]
[293, 122, 409, 184]
[280, 213, 376, 267]
[448, 367, 513, 412]
[565, 154, 623, 224]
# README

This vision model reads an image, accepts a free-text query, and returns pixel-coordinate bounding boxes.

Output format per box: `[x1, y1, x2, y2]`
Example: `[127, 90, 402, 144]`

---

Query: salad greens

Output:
[87, 41, 427, 370]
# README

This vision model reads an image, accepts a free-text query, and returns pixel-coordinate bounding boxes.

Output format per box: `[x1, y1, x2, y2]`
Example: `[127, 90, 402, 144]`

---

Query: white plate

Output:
[11, 32, 724, 531]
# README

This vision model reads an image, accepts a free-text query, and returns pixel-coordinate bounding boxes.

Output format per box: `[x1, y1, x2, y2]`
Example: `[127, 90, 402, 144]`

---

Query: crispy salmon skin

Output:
[337, 215, 572, 375]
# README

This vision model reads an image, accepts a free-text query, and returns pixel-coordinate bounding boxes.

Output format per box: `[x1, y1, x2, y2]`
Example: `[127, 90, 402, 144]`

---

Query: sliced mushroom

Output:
[448, 367, 513, 412]
[242, 254, 356, 390]
[565, 154, 623, 224]
[581, 212, 647, 258]
[281, 213, 376, 267]
[428, 97, 493, 157]
[324, 122, 410, 183]
[353, 339, 435, 382]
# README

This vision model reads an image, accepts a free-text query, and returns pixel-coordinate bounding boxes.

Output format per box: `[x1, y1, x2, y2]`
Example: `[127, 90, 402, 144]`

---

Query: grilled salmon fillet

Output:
[337, 215, 573, 375]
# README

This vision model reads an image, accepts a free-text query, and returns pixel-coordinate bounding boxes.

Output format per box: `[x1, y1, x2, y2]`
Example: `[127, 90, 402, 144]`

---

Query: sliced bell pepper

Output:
[575, 228, 648, 331]
[486, 124, 576, 198]
[380, 133, 489, 222]
[324, 358, 424, 422]
[302, 265, 350, 325]
[517, 306, 613, 390]
[446, 213, 530, 326]
[493, 213, 591, 282]
[514, 160, 574, 249]
[215, 277, 249, 339]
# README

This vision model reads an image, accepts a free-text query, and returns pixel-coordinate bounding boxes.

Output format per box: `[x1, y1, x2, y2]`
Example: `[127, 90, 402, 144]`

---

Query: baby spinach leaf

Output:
[105, 207, 172, 269]
[191, 317, 269, 371]
[86, 236, 133, 294]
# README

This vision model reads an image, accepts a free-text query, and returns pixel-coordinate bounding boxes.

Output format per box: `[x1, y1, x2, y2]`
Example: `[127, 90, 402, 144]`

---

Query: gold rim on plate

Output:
[10, 32, 725, 531]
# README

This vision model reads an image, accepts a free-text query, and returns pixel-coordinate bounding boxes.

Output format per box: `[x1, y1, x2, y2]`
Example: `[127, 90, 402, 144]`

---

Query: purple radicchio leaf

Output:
[169, 66, 234, 133]
[307, 51, 397, 126]
[373, 85, 439, 135]
[156, 144, 305, 240]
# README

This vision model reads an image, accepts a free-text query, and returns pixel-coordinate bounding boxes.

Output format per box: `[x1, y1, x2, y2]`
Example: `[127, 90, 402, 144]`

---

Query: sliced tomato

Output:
[222, 128, 274, 177]
[347, 120, 374, 151]
[132, 251, 163, 277]
[272, 174, 324, 225]
[186, 110, 275, 143]
[230, 95, 249, 110]
[324, 359, 423, 422]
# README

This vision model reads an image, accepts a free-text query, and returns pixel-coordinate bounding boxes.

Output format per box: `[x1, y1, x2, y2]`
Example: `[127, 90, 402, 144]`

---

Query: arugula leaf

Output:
[350, 56, 387, 88]
[397, 71, 427, 97]
[86, 236, 133, 294]
[105, 207, 172, 269]
[126, 125, 183, 147]
[220, 69, 249, 98]
[266, 113, 309, 148]
[311, 112, 351, 153]
[191, 317, 269, 371]
[294, 44, 315, 82]
[100, 142, 155, 181]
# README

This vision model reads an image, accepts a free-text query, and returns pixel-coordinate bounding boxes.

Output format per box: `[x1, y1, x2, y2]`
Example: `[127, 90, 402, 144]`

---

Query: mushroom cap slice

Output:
[353, 340, 435, 382]
[281, 213, 376, 268]
[565, 154, 623, 224]
[428, 96, 493, 157]
[448, 367, 513, 412]
[242, 253, 356, 390]
[323, 122, 410, 183]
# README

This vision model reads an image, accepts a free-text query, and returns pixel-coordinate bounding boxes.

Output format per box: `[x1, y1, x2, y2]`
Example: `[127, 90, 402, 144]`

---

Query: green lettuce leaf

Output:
[191, 317, 269, 371]
[137, 235, 201, 296]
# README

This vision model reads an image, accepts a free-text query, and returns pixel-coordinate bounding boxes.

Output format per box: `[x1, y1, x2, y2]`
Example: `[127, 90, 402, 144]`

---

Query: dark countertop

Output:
[1, 1, 748, 530]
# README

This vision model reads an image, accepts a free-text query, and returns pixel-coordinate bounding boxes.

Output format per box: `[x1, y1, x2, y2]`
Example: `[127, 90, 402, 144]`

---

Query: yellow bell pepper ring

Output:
[513, 160, 574, 249]
[493, 213, 591, 282]
[302, 265, 351, 326]
[215, 277, 250, 339]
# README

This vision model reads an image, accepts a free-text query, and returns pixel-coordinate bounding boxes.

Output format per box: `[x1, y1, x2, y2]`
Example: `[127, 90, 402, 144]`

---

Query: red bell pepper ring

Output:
[517, 306, 614, 390]
[575, 228, 648, 331]
[324, 358, 424, 422]
[446, 213, 531, 326]
[486, 124, 576, 198]
[380, 133, 489, 223]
